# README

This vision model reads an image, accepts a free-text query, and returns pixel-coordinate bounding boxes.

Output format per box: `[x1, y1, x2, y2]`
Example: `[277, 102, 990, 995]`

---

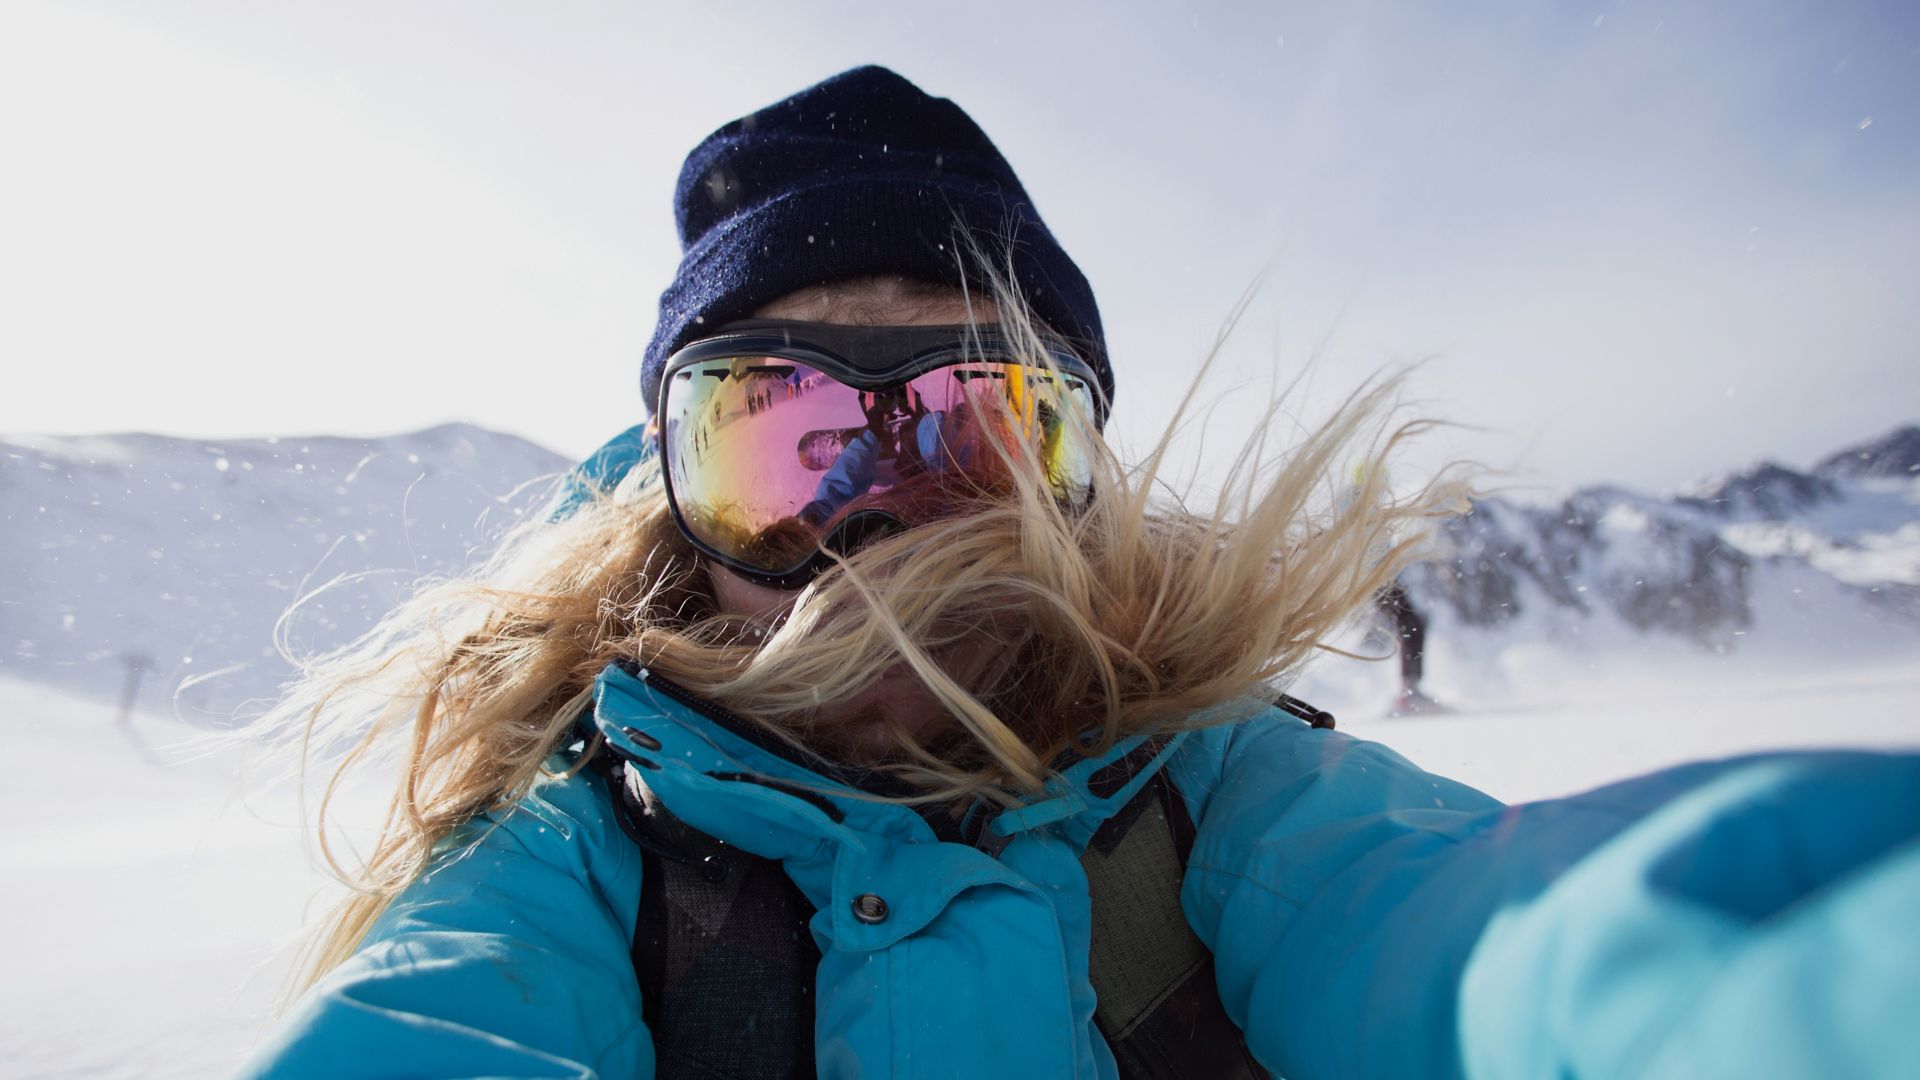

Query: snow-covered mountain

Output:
[2, 424, 570, 724]
[1813, 424, 1920, 481]
[1384, 425, 1920, 709]
[5, 421, 1917, 725]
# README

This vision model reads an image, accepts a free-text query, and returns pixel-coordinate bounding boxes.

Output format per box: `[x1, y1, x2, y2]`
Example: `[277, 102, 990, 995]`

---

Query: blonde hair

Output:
[267, 265, 1466, 993]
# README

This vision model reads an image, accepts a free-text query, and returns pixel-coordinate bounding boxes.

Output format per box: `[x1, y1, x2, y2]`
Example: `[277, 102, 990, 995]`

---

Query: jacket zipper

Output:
[611, 659, 854, 822]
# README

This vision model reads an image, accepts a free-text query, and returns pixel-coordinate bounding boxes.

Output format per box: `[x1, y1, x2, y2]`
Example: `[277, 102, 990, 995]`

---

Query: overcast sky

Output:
[3, 0, 1915, 497]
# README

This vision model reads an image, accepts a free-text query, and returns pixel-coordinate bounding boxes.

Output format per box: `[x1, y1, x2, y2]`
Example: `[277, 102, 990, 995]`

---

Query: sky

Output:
[2, 0, 1916, 497]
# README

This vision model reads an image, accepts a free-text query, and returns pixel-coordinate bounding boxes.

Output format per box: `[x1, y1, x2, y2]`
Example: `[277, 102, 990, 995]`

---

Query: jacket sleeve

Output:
[1172, 711, 1920, 1079]
[240, 771, 651, 1079]
[812, 429, 882, 508]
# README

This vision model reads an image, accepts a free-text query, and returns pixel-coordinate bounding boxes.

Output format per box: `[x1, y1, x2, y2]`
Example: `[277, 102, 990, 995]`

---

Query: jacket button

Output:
[851, 893, 889, 924]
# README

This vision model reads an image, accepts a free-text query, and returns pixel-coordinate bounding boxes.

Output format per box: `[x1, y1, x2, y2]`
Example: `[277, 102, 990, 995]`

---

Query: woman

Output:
[247, 67, 1919, 1079]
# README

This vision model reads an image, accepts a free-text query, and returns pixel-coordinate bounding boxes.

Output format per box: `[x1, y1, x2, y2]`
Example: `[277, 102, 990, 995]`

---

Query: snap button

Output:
[851, 893, 889, 924]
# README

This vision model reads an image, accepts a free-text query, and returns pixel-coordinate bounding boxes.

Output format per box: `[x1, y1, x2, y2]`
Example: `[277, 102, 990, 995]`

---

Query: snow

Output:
[3, 664, 1916, 1078]
[1341, 664, 1920, 804]
[5, 419, 1919, 1076]
[1, 425, 570, 725]
[0, 676, 368, 1079]
[1721, 516, 1920, 587]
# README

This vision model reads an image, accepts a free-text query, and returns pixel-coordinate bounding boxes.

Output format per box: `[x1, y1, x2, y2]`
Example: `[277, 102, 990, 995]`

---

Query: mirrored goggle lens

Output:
[661, 355, 1097, 575]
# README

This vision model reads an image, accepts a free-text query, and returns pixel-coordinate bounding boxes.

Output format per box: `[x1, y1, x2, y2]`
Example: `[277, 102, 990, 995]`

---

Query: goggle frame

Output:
[655, 320, 1107, 589]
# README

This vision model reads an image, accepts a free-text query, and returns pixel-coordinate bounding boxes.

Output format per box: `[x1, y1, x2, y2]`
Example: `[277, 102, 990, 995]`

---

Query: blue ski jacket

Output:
[244, 658, 1920, 1078]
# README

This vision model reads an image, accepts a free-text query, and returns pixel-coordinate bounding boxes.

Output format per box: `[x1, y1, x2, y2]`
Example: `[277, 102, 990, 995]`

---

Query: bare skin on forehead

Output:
[706, 275, 1001, 757]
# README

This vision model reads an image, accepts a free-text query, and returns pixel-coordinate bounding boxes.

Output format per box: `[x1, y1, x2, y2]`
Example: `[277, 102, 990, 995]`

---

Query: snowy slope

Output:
[0, 676, 380, 1079]
[5, 666, 1918, 1079]
[1291, 424, 1920, 716]
[5, 420, 1916, 728]
[2, 424, 570, 725]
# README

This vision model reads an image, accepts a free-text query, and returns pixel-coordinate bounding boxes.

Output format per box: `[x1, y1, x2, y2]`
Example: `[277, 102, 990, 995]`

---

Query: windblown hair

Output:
[267, 267, 1467, 994]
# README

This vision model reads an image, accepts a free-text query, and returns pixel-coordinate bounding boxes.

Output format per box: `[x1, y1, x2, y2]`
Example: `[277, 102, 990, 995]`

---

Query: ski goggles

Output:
[657, 319, 1106, 589]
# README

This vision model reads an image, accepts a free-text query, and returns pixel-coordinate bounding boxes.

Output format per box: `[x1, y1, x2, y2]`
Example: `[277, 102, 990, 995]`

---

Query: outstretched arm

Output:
[240, 770, 651, 1079]
[1171, 712, 1920, 1079]
[805, 430, 883, 524]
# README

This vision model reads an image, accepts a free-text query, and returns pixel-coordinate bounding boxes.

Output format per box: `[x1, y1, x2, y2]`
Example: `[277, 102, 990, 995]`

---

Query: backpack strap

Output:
[623, 767, 822, 1080]
[600, 708, 1314, 1079]
[585, 744, 820, 1080]
[1083, 771, 1267, 1079]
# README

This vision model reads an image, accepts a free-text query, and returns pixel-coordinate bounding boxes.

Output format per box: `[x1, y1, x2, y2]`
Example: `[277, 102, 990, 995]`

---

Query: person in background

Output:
[245, 66, 1920, 1079]
[1377, 577, 1443, 715]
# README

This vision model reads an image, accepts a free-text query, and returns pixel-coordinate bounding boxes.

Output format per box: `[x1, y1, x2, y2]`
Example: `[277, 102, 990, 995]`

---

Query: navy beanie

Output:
[640, 65, 1110, 412]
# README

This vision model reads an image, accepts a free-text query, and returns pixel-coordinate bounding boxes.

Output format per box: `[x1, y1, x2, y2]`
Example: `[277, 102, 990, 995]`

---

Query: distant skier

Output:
[1377, 577, 1444, 715]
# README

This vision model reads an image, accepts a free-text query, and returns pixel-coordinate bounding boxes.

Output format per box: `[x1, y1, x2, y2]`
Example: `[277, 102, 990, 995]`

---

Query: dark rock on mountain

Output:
[1814, 425, 1920, 481]
[1402, 422, 1918, 650]
[1677, 462, 1840, 520]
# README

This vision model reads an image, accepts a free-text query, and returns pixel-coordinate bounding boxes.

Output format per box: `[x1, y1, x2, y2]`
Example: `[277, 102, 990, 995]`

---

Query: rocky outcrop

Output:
[1402, 424, 1919, 649]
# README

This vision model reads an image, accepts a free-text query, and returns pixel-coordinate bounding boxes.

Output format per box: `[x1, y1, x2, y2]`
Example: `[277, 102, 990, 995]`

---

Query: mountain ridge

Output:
[6, 420, 1916, 723]
[3, 423, 572, 723]
[1385, 422, 1920, 713]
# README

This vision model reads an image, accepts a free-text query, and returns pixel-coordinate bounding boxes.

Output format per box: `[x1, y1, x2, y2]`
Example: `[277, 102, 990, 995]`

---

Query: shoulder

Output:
[374, 758, 642, 948]
[242, 760, 649, 1078]
[1164, 705, 1503, 876]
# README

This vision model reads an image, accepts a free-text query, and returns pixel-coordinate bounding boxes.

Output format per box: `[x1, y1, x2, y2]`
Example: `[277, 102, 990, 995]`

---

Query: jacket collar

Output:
[589, 659, 1187, 859]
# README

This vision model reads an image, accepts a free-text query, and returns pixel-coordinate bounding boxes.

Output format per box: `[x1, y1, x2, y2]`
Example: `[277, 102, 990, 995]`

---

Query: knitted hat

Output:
[640, 65, 1109, 412]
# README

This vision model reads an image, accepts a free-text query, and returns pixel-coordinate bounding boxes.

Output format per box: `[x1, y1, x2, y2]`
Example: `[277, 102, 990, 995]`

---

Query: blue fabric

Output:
[246, 664, 1920, 1078]
[242, 758, 651, 1079]
[810, 426, 886, 513]
[544, 422, 653, 522]
[805, 412, 956, 523]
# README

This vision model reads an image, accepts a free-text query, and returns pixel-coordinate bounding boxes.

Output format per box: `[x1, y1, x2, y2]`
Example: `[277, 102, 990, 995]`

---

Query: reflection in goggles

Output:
[661, 356, 1096, 577]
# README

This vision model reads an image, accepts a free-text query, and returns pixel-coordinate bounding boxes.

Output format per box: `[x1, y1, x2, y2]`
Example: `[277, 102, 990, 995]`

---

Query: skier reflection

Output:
[796, 384, 936, 528]
[796, 379, 1053, 533]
